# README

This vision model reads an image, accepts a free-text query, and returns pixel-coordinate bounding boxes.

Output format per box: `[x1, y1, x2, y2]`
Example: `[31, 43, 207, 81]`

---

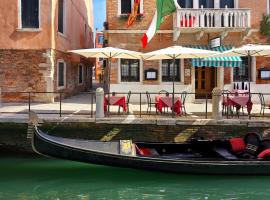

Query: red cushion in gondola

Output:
[229, 138, 246, 153]
[258, 148, 270, 159]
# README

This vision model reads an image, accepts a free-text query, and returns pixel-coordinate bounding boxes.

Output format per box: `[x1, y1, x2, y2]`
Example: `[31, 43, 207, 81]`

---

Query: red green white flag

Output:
[141, 0, 180, 48]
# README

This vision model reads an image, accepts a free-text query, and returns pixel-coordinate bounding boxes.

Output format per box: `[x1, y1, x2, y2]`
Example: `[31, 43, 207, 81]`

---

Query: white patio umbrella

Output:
[70, 47, 142, 94]
[143, 45, 217, 95]
[211, 44, 270, 98]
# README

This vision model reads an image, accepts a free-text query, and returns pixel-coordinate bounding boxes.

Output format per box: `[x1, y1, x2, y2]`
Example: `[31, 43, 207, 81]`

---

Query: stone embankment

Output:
[0, 117, 270, 155]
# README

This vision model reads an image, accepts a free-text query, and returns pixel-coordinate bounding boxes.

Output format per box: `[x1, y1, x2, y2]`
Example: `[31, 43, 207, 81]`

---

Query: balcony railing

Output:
[173, 8, 251, 38]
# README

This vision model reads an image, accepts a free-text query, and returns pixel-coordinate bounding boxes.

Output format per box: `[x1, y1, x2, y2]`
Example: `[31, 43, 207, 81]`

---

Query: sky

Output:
[93, 0, 106, 31]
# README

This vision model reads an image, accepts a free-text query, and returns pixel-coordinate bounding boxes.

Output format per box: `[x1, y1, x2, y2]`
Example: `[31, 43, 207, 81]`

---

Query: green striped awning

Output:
[191, 45, 242, 67]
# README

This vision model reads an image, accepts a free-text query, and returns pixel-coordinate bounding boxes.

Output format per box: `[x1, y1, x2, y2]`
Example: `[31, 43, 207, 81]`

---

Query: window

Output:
[233, 57, 249, 81]
[20, 0, 39, 28]
[58, 0, 65, 34]
[199, 0, 214, 8]
[78, 64, 84, 84]
[162, 59, 180, 82]
[121, 0, 132, 14]
[120, 59, 140, 82]
[84, 23, 87, 39]
[98, 36, 104, 45]
[220, 0, 234, 8]
[119, 0, 141, 15]
[57, 61, 66, 89]
[259, 68, 270, 80]
[177, 0, 193, 8]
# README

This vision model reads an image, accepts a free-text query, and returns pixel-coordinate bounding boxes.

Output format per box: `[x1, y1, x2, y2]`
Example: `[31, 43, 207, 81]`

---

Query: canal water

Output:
[1, 157, 270, 200]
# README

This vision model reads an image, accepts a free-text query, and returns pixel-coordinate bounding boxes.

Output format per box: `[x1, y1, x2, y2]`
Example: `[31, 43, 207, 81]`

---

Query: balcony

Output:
[173, 8, 251, 41]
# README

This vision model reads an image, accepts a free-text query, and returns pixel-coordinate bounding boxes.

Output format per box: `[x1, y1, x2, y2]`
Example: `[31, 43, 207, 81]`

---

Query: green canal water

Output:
[1, 157, 270, 200]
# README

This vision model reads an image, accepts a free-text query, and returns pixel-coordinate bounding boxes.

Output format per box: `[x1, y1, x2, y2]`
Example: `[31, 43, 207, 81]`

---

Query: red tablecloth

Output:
[104, 96, 126, 112]
[224, 94, 253, 114]
[155, 95, 182, 115]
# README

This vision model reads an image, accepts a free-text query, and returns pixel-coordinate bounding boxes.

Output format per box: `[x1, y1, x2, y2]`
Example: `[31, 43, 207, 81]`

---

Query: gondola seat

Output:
[135, 145, 159, 157]
[241, 132, 262, 159]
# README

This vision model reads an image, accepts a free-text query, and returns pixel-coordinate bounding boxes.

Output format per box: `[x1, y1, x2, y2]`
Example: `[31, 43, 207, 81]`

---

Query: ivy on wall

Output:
[260, 14, 270, 42]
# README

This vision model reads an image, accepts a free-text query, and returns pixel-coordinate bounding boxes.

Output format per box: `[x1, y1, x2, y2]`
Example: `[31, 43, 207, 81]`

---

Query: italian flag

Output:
[141, 0, 180, 48]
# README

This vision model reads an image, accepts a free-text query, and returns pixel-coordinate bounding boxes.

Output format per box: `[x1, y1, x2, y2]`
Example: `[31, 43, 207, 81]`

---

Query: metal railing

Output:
[0, 91, 269, 119]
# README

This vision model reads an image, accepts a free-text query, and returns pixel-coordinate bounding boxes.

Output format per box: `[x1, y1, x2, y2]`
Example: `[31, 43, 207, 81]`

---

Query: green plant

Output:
[260, 14, 270, 42]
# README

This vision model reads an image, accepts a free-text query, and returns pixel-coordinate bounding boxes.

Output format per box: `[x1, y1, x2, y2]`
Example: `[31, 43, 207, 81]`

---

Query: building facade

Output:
[94, 30, 104, 81]
[0, 0, 94, 102]
[106, 0, 270, 103]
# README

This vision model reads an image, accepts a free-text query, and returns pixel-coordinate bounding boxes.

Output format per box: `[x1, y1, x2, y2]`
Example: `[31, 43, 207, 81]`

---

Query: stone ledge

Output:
[156, 119, 176, 126]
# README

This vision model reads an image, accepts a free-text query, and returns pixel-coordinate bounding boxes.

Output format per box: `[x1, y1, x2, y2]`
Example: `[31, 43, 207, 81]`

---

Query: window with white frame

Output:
[20, 0, 39, 28]
[162, 59, 181, 82]
[118, 0, 143, 15]
[57, 61, 66, 89]
[78, 64, 84, 85]
[120, 59, 140, 82]
[58, 0, 65, 34]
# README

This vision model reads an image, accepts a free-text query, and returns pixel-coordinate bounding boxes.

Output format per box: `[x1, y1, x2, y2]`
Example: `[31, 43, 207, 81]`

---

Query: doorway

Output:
[195, 66, 217, 99]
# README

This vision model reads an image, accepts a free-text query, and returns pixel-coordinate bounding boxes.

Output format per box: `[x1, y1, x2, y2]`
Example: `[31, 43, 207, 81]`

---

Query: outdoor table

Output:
[155, 95, 182, 115]
[104, 95, 127, 112]
[224, 92, 253, 115]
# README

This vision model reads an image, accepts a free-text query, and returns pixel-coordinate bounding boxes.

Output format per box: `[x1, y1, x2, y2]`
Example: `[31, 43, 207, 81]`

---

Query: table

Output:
[225, 93, 253, 115]
[104, 95, 127, 112]
[155, 95, 182, 114]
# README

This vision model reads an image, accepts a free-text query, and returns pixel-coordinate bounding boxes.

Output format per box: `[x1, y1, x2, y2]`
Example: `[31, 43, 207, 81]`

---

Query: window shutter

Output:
[21, 0, 39, 28]
[58, 0, 64, 33]
[121, 0, 132, 14]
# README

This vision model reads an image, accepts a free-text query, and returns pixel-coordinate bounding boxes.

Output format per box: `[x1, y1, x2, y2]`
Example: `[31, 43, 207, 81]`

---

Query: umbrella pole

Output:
[248, 53, 251, 119]
[107, 56, 111, 116]
[172, 56, 175, 117]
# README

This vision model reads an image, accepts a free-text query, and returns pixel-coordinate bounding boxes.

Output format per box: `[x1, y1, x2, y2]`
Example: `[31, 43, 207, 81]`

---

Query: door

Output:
[195, 67, 217, 99]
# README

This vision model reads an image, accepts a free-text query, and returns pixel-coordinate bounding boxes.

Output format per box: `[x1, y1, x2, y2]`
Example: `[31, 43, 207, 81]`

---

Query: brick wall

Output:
[0, 49, 92, 102]
[0, 49, 48, 102]
[54, 50, 92, 98]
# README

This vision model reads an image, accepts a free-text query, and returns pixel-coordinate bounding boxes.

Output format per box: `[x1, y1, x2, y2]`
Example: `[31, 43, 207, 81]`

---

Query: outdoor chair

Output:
[222, 90, 233, 116]
[118, 91, 131, 114]
[180, 91, 188, 116]
[258, 93, 270, 116]
[146, 91, 157, 114]
[158, 90, 169, 113]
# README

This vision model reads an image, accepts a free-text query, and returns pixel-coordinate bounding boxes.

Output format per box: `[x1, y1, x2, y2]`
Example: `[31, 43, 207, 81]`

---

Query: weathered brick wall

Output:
[53, 50, 92, 99]
[107, 0, 172, 31]
[239, 0, 267, 29]
[0, 49, 48, 102]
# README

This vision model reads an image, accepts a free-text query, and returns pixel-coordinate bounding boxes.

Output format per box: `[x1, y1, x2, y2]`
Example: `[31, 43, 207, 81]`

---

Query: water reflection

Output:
[0, 157, 270, 199]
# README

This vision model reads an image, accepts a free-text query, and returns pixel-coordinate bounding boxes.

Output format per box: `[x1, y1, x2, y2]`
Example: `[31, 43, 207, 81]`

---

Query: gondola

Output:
[32, 125, 270, 175]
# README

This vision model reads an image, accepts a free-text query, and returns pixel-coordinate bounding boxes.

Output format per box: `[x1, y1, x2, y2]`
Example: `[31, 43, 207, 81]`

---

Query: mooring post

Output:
[96, 87, 104, 118]
[212, 87, 222, 120]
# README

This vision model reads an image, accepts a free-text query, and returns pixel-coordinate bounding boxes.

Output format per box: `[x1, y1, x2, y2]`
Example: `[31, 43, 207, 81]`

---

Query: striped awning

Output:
[191, 45, 242, 67]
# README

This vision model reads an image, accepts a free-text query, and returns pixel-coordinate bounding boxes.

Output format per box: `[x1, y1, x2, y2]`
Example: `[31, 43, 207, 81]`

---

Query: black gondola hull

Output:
[32, 127, 270, 175]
